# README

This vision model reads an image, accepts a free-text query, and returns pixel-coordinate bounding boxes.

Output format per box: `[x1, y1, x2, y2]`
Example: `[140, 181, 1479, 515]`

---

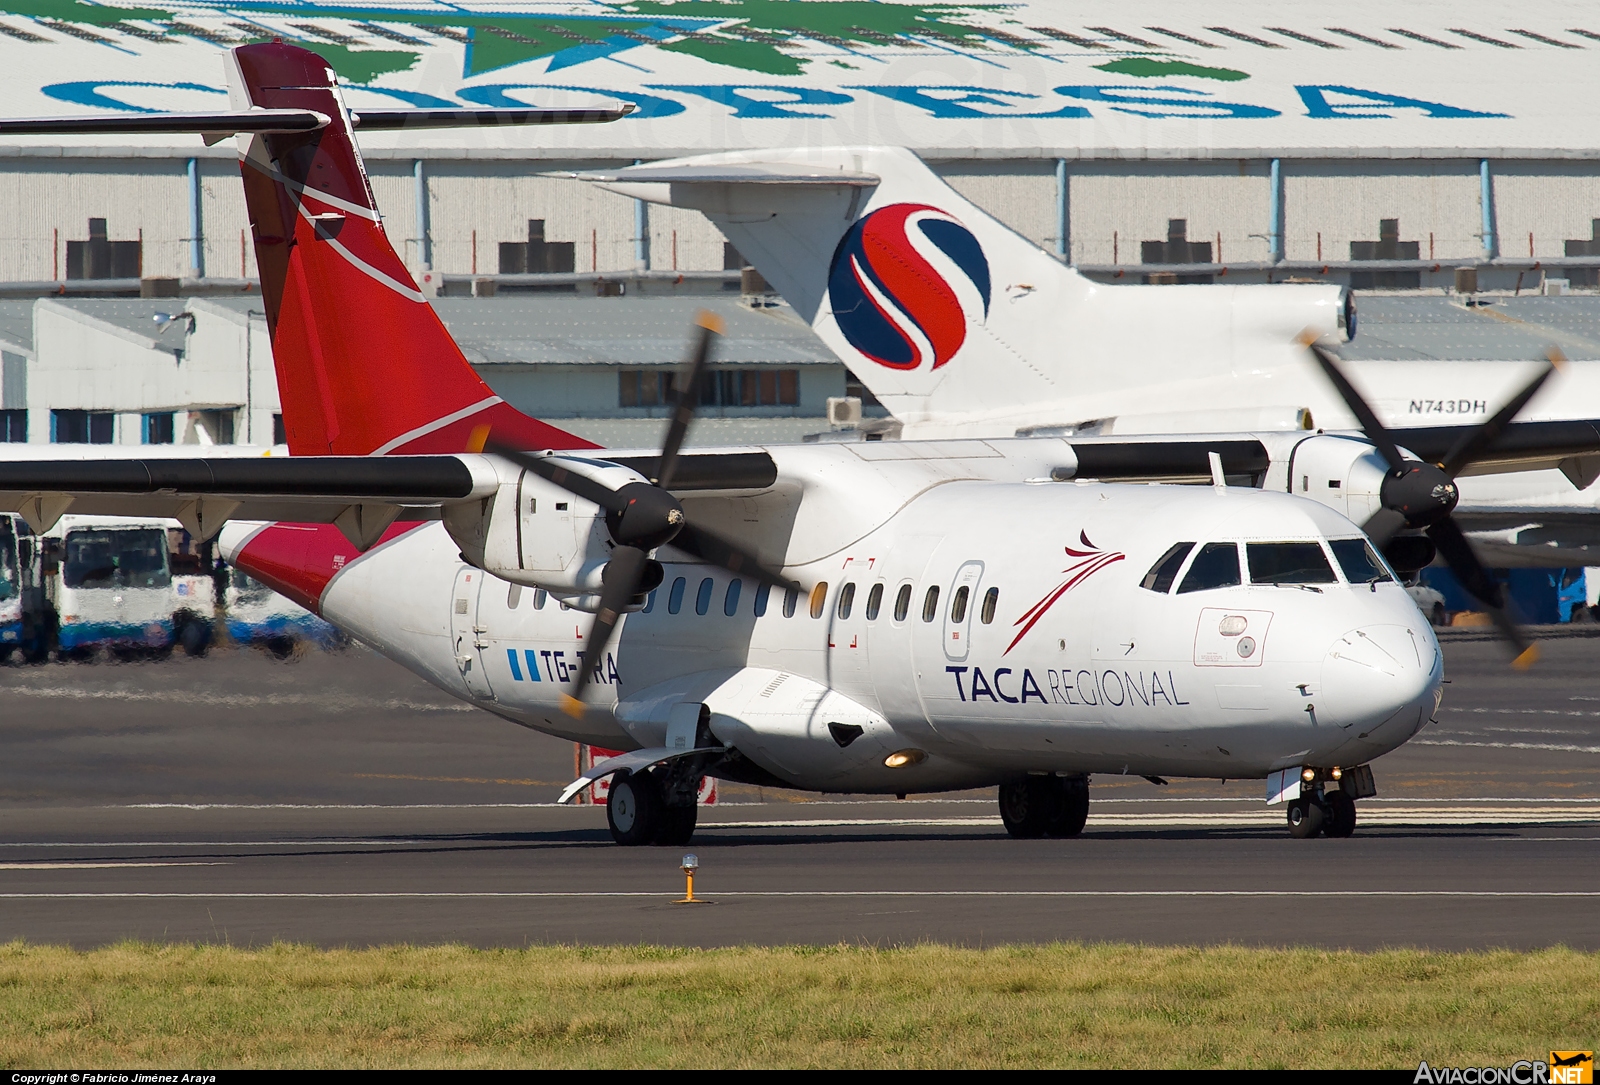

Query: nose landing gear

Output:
[1285, 788, 1359, 839]
[999, 775, 1089, 838]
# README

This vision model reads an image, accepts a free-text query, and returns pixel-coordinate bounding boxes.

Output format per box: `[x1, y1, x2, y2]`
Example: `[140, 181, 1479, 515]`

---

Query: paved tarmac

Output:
[0, 634, 1595, 950]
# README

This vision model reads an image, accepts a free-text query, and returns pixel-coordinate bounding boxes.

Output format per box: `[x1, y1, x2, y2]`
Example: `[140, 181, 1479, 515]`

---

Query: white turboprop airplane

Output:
[8, 42, 1586, 848]
[567, 148, 1600, 568]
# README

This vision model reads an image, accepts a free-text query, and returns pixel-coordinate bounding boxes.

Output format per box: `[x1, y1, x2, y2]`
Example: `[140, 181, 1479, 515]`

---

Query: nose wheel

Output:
[1285, 792, 1358, 838]
[999, 776, 1089, 838]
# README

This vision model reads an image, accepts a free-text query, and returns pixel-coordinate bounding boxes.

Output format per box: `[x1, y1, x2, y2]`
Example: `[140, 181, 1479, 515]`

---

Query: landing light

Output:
[884, 749, 927, 769]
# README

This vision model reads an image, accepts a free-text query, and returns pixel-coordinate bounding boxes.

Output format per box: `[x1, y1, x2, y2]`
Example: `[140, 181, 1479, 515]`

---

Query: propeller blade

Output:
[1302, 334, 1406, 473]
[1426, 517, 1539, 668]
[1361, 506, 1409, 549]
[674, 522, 799, 593]
[486, 441, 630, 514]
[562, 544, 650, 714]
[1438, 348, 1562, 478]
[655, 311, 723, 492]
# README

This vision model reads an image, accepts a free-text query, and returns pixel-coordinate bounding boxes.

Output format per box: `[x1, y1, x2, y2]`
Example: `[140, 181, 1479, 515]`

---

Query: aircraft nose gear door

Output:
[451, 566, 495, 700]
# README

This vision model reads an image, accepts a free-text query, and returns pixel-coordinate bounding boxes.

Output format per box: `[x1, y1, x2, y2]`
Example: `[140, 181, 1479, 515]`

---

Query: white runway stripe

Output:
[0, 687, 475, 713]
[0, 862, 225, 870]
[1413, 738, 1600, 755]
[0, 890, 1595, 899]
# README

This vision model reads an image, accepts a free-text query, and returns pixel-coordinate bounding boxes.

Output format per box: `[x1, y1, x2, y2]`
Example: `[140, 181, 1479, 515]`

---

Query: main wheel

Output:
[1286, 798, 1326, 839]
[606, 770, 663, 846]
[1324, 791, 1357, 837]
[999, 778, 1052, 838]
[1046, 777, 1090, 838]
[657, 802, 698, 847]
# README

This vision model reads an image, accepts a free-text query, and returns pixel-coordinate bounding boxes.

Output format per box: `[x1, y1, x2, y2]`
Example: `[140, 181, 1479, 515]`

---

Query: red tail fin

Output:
[227, 43, 593, 456]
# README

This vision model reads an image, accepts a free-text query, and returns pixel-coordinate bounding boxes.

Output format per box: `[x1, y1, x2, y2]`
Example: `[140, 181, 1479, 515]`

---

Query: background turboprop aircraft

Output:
[0, 41, 1477, 846]
[567, 148, 1600, 569]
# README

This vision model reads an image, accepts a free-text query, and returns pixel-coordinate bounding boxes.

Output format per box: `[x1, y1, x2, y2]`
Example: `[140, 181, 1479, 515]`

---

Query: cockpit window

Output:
[1176, 542, 1241, 594]
[1330, 538, 1394, 584]
[1140, 542, 1194, 594]
[1247, 542, 1337, 585]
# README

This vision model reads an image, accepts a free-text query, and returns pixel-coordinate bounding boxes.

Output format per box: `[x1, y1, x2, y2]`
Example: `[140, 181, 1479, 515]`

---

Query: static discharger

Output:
[675, 852, 709, 904]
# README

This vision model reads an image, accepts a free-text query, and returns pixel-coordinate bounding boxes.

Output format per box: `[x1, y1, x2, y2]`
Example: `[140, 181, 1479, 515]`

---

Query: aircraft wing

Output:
[1391, 419, 1600, 478]
[0, 451, 781, 540]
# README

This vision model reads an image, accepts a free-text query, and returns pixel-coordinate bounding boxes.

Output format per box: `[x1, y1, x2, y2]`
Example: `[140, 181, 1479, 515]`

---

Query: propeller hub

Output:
[1380, 461, 1458, 529]
[606, 481, 686, 551]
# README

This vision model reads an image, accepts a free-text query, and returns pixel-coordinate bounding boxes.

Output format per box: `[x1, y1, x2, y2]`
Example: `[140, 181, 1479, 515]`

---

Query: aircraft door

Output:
[450, 565, 495, 700]
[943, 561, 984, 662]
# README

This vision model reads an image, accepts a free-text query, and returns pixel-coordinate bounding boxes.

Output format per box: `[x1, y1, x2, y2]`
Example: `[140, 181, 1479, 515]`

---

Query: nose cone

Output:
[1319, 620, 1442, 754]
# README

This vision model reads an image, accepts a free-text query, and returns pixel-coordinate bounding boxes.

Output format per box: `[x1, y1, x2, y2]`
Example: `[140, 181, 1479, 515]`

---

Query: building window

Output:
[142, 412, 174, 444]
[0, 410, 24, 443]
[619, 368, 798, 409]
[618, 370, 677, 407]
[52, 410, 113, 444]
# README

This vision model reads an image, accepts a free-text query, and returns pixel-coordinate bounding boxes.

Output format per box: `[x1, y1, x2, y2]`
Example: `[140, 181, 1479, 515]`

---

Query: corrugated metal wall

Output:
[4, 155, 1600, 281]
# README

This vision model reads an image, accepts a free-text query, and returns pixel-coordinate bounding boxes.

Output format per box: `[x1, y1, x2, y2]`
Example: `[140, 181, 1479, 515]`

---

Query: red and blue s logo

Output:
[828, 203, 991, 371]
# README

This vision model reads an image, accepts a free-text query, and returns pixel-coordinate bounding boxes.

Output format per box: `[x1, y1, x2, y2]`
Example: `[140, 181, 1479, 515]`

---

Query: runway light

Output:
[884, 748, 927, 769]
[1302, 768, 1316, 782]
[676, 853, 706, 905]
[1331, 766, 1343, 780]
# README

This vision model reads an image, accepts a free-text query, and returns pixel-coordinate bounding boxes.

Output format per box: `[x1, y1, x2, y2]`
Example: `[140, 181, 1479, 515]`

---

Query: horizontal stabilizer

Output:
[0, 106, 631, 140]
[557, 163, 879, 186]
[355, 106, 633, 129]
[0, 109, 330, 137]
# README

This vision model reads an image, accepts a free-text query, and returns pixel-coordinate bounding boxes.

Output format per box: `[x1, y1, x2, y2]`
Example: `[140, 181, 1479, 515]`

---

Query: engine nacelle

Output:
[443, 454, 651, 606]
[1283, 433, 1390, 524]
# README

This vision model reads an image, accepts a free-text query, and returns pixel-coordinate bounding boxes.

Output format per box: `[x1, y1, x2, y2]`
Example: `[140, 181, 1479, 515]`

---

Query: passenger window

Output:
[921, 585, 940, 622]
[667, 577, 686, 614]
[837, 582, 856, 620]
[642, 588, 656, 614]
[865, 583, 884, 620]
[696, 577, 714, 615]
[1141, 542, 1195, 593]
[782, 587, 798, 618]
[724, 579, 742, 616]
[507, 583, 522, 609]
[1177, 543, 1241, 594]
[950, 585, 969, 623]
[1329, 538, 1393, 585]
[754, 583, 771, 617]
[533, 588, 547, 610]
[810, 582, 829, 619]
[980, 587, 998, 624]
[1247, 542, 1337, 585]
[893, 584, 912, 622]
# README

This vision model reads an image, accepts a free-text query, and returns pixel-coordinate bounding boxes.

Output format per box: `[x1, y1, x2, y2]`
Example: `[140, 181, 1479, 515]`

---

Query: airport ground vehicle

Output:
[224, 567, 342, 656]
[46, 515, 176, 658]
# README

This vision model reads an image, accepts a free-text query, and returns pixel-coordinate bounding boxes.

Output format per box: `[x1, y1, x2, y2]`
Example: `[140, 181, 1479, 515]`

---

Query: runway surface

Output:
[0, 634, 1596, 950]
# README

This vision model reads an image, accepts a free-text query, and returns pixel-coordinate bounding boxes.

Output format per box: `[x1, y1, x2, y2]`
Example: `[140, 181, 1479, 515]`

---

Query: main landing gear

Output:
[999, 775, 1089, 838]
[1286, 788, 1359, 839]
[605, 767, 700, 847]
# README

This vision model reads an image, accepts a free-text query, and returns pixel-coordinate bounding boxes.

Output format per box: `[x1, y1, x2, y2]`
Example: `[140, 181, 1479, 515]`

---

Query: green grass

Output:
[0, 942, 1594, 1068]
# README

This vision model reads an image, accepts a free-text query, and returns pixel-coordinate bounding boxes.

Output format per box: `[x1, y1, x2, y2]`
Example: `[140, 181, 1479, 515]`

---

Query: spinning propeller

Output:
[487, 312, 799, 711]
[1303, 332, 1559, 667]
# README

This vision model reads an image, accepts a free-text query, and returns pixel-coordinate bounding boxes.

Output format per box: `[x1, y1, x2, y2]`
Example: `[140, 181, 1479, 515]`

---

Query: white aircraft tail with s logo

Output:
[574, 147, 1349, 438]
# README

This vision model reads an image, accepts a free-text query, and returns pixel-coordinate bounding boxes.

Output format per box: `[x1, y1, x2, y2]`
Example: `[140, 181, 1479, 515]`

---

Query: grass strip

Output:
[0, 941, 1595, 1068]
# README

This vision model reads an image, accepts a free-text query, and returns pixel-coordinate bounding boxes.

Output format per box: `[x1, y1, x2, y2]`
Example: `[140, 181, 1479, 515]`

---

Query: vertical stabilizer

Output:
[582, 147, 1345, 438]
[228, 42, 593, 455]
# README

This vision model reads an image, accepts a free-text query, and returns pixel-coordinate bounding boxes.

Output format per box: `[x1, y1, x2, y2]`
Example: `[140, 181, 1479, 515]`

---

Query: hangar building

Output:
[1, 1, 1599, 294]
